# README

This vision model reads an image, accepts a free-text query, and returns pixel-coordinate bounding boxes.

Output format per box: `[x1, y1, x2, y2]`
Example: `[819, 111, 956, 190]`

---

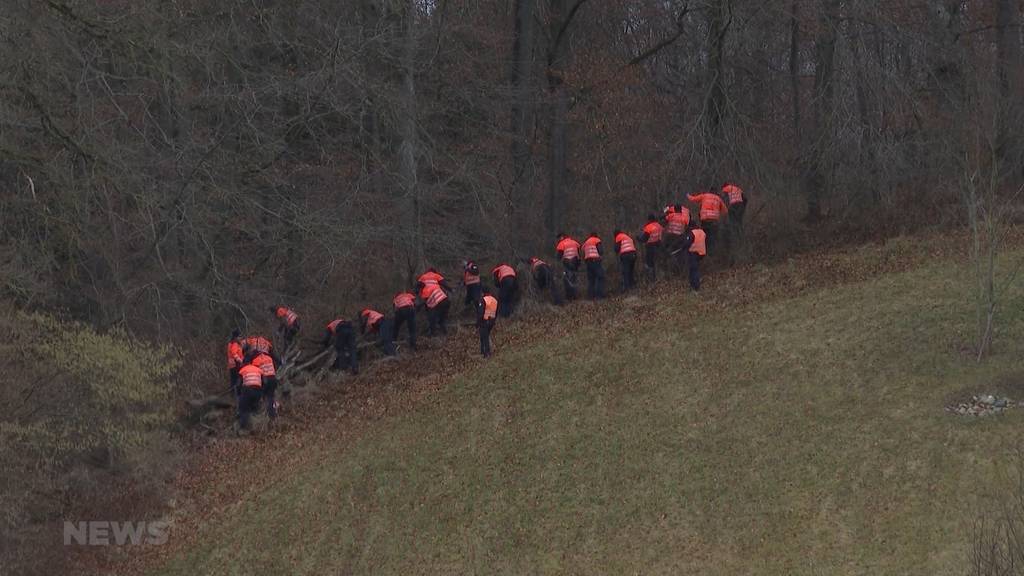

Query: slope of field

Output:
[143, 235, 1024, 575]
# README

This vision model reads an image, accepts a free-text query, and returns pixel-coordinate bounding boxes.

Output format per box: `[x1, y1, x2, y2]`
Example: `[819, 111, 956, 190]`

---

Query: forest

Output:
[1, 0, 1022, 574]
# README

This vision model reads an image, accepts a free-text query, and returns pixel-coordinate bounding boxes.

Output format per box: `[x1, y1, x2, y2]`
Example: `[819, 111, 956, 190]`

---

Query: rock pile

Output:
[945, 394, 1014, 417]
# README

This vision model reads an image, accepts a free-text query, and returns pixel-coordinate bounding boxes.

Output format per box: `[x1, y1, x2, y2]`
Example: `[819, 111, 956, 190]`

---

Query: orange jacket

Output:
[482, 295, 498, 321]
[252, 353, 276, 378]
[326, 319, 348, 334]
[393, 292, 416, 310]
[722, 183, 745, 205]
[239, 364, 263, 388]
[529, 257, 548, 274]
[689, 229, 707, 256]
[665, 210, 690, 235]
[227, 341, 244, 369]
[556, 237, 581, 261]
[417, 271, 446, 299]
[582, 236, 602, 260]
[275, 307, 299, 327]
[360, 309, 384, 331]
[642, 221, 663, 245]
[245, 336, 272, 355]
[492, 264, 517, 282]
[614, 232, 637, 255]
[687, 192, 728, 222]
[424, 284, 448, 309]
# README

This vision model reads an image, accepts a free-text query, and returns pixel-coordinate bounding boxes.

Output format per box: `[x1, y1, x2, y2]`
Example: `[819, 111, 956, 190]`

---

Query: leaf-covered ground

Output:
[115, 231, 1024, 575]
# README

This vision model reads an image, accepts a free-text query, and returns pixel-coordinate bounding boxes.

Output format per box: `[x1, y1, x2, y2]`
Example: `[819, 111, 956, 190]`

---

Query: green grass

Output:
[154, 247, 1024, 575]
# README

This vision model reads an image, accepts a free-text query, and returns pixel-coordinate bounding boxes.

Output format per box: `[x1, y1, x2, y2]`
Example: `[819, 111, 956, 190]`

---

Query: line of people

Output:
[224, 183, 747, 432]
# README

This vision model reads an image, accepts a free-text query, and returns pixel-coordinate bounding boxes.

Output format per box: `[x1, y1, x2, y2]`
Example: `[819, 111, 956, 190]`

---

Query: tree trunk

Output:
[706, 0, 728, 177]
[510, 0, 537, 246]
[802, 0, 840, 222]
[398, 1, 423, 267]
[995, 0, 1022, 169]
[546, 0, 573, 238]
[789, 0, 801, 143]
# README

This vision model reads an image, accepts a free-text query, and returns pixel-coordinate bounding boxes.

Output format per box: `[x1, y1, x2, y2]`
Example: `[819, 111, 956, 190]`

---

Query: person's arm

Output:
[639, 230, 650, 243]
[687, 193, 700, 203]
[597, 241, 603, 256]
[441, 279, 452, 291]
[681, 231, 694, 251]
[321, 329, 332, 348]
[475, 299, 484, 325]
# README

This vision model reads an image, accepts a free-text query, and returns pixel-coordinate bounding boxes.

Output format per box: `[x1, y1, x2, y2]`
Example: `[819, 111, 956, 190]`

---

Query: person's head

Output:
[267, 306, 277, 314]
[613, 228, 622, 237]
[557, 232, 566, 240]
[647, 213, 657, 222]
[427, 266, 437, 273]
[231, 328, 241, 340]
[482, 286, 492, 296]
[675, 203, 683, 212]
[590, 231, 599, 238]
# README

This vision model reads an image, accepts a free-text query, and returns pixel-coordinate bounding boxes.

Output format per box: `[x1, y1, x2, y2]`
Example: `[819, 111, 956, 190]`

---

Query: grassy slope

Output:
[154, 238, 1024, 575]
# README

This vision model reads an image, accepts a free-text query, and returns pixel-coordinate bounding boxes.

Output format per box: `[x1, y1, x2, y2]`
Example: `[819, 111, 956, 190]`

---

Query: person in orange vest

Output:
[462, 260, 482, 308]
[613, 229, 638, 291]
[722, 182, 747, 255]
[322, 318, 358, 374]
[236, 360, 264, 432]
[243, 335, 280, 367]
[272, 306, 301, 350]
[477, 287, 499, 357]
[681, 222, 707, 291]
[226, 329, 244, 398]
[420, 282, 451, 336]
[581, 232, 606, 299]
[555, 233, 582, 301]
[360, 308, 397, 356]
[417, 267, 451, 299]
[526, 257, 564, 305]
[250, 349, 279, 420]
[639, 214, 663, 282]
[663, 203, 691, 271]
[491, 263, 518, 317]
[393, 290, 417, 351]
[687, 189, 728, 255]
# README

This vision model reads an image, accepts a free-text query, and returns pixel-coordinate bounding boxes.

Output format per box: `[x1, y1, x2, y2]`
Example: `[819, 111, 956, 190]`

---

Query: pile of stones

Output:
[945, 394, 1014, 417]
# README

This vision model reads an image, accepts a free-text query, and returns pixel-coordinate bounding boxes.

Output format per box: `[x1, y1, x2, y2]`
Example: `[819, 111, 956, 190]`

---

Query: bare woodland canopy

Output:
[1, 0, 1021, 343]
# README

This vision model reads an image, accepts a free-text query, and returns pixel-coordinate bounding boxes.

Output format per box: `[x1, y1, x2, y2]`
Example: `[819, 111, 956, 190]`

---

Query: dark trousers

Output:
[664, 233, 684, 273]
[585, 260, 606, 299]
[428, 299, 450, 335]
[229, 368, 240, 398]
[464, 283, 482, 307]
[497, 277, 516, 317]
[619, 253, 637, 291]
[238, 386, 263, 430]
[377, 318, 397, 356]
[263, 377, 278, 419]
[562, 259, 580, 301]
[280, 324, 299, 352]
[332, 325, 358, 374]
[479, 319, 495, 357]
[644, 244, 659, 282]
[393, 306, 417, 350]
[688, 252, 703, 291]
[703, 221, 719, 256]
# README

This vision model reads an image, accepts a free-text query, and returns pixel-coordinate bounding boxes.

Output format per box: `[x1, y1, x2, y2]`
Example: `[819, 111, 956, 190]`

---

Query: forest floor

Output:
[107, 230, 1024, 575]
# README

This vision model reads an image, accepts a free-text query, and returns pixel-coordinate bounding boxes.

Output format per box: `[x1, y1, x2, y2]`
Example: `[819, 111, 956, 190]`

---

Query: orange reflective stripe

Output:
[493, 264, 516, 281]
[723, 184, 744, 205]
[583, 237, 601, 260]
[483, 295, 498, 320]
[463, 271, 481, 285]
[614, 233, 636, 254]
[393, 293, 415, 309]
[666, 212, 688, 235]
[253, 354, 276, 377]
[557, 238, 580, 260]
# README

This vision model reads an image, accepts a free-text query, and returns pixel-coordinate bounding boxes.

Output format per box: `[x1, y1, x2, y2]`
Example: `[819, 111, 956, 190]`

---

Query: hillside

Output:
[122, 233, 1024, 575]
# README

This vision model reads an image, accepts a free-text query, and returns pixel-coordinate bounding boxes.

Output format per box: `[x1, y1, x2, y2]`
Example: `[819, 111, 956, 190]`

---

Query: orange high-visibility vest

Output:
[239, 364, 263, 388]
[689, 229, 707, 256]
[556, 237, 581, 261]
[424, 285, 448, 309]
[493, 264, 516, 281]
[253, 353, 276, 377]
[246, 336, 272, 354]
[463, 270, 480, 285]
[529, 257, 547, 273]
[326, 319, 347, 333]
[643, 222, 663, 244]
[723, 184, 744, 205]
[666, 210, 689, 235]
[393, 292, 415, 309]
[582, 236, 602, 260]
[482, 295, 498, 320]
[418, 271, 445, 299]
[361, 309, 384, 329]
[614, 232, 637, 254]
[227, 341, 243, 369]
[275, 307, 298, 327]
[689, 193, 727, 222]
